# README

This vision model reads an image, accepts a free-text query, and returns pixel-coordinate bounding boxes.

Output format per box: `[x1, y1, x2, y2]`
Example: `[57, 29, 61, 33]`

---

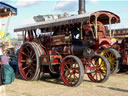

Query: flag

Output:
[2, 24, 5, 26]
[0, 29, 5, 39]
[4, 35, 11, 43]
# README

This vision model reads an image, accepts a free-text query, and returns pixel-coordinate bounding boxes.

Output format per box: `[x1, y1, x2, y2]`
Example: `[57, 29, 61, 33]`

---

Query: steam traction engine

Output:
[14, 10, 113, 87]
[110, 28, 128, 71]
[77, 11, 121, 74]
[77, 7, 121, 74]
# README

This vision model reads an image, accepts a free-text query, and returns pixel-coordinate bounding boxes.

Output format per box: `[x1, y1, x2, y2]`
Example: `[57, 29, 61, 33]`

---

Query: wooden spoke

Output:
[23, 65, 29, 70]
[30, 50, 33, 57]
[31, 63, 36, 67]
[21, 60, 26, 62]
[74, 74, 79, 80]
[30, 66, 36, 73]
[21, 52, 29, 58]
[25, 72, 30, 77]
[98, 72, 102, 80]
[68, 74, 72, 83]
[31, 54, 36, 59]
[98, 70, 105, 78]
[25, 46, 31, 53]
[65, 64, 70, 71]
[95, 72, 98, 81]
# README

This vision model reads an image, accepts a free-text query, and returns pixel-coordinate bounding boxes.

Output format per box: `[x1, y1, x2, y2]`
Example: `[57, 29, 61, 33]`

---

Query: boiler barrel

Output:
[72, 45, 87, 56]
[63, 45, 94, 58]
[53, 45, 94, 58]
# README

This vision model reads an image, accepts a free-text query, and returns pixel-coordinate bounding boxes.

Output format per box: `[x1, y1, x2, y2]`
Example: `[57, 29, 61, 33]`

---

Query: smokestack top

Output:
[78, 0, 86, 14]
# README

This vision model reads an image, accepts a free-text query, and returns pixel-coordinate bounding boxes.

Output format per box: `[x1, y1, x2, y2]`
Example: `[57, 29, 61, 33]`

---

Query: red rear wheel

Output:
[18, 42, 44, 80]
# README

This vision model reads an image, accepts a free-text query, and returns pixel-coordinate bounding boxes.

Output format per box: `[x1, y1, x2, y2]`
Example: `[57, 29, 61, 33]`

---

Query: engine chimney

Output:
[78, 0, 86, 14]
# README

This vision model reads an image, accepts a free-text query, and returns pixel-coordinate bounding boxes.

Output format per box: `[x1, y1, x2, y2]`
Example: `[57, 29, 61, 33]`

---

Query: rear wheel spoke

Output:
[21, 60, 26, 62]
[30, 50, 33, 57]
[25, 46, 30, 53]
[23, 65, 29, 70]
[21, 52, 29, 58]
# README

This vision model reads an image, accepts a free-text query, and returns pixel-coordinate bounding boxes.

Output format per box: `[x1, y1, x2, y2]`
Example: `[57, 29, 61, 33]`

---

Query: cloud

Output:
[22, 17, 35, 25]
[16, 0, 42, 7]
[53, 0, 78, 12]
[53, 0, 100, 12]
[90, 0, 98, 4]
[90, 0, 98, 2]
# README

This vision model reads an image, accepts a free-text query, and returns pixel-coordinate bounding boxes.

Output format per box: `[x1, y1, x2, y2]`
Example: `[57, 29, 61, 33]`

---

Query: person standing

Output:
[0, 48, 3, 56]
[0, 56, 7, 96]
[1, 51, 10, 66]
[0, 48, 16, 96]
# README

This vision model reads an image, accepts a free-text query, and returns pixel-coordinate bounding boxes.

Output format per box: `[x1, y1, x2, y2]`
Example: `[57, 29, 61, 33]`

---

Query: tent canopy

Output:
[0, 2, 17, 18]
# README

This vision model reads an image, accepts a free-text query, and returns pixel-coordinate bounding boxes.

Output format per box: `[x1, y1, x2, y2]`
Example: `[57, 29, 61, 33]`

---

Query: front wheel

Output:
[60, 55, 84, 87]
[87, 54, 110, 83]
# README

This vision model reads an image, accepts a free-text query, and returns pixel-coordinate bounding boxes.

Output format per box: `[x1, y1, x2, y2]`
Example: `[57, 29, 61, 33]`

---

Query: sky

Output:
[0, 0, 128, 38]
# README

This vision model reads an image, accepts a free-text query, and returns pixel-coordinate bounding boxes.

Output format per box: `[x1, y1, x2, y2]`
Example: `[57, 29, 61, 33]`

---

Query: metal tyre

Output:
[101, 48, 121, 74]
[87, 54, 110, 83]
[60, 55, 84, 87]
[18, 42, 43, 80]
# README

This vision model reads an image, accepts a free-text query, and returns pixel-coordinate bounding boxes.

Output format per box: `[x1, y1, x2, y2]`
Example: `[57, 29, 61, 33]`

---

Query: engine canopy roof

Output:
[14, 10, 120, 32]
